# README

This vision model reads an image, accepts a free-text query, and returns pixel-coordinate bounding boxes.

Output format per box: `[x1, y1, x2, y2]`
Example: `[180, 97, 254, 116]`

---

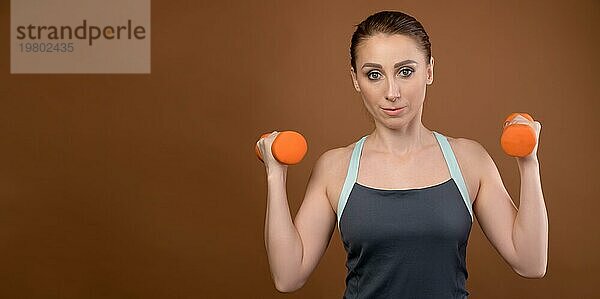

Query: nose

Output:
[385, 77, 400, 101]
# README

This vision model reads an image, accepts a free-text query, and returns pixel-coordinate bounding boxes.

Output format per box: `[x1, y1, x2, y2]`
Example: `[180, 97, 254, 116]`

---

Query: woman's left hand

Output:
[504, 114, 542, 162]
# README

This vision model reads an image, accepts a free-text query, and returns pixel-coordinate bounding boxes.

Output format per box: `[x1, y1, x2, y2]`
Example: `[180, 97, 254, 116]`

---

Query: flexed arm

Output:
[257, 132, 337, 292]
[472, 117, 547, 278]
[512, 119, 547, 277]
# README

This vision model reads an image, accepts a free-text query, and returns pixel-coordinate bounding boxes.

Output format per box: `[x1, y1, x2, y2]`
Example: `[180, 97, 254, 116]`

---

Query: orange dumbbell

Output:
[500, 113, 536, 157]
[255, 131, 308, 165]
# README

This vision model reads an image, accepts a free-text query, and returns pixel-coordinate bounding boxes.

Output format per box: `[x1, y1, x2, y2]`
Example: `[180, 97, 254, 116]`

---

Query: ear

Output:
[350, 67, 361, 92]
[426, 56, 434, 85]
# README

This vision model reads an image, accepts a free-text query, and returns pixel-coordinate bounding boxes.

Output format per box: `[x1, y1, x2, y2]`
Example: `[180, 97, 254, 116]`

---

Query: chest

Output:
[327, 141, 480, 216]
[339, 180, 472, 248]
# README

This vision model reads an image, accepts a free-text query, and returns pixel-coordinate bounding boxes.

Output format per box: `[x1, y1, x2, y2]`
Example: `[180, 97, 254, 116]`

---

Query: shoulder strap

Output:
[433, 131, 474, 222]
[337, 135, 367, 230]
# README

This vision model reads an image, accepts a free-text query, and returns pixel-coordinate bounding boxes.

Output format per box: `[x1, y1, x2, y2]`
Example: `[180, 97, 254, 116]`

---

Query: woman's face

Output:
[350, 33, 434, 128]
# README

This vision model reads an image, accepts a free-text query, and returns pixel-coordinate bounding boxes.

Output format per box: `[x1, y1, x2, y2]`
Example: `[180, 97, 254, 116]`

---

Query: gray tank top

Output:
[337, 131, 473, 298]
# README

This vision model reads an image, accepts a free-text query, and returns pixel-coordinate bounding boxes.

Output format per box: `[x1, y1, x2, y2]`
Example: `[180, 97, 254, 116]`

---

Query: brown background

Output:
[1, 0, 599, 298]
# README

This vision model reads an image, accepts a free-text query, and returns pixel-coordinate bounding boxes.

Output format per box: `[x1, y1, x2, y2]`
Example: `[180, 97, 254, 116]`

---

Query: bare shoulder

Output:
[315, 139, 358, 174]
[321, 144, 354, 169]
[444, 134, 489, 204]
[447, 135, 490, 176]
[446, 135, 487, 157]
[314, 141, 357, 214]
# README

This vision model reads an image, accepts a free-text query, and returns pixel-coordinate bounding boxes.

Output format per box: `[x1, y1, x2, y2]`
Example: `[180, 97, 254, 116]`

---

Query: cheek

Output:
[358, 82, 383, 98]
[361, 90, 383, 108]
[403, 81, 427, 97]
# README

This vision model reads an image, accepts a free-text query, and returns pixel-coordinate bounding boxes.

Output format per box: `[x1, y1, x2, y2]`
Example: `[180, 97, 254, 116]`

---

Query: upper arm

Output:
[468, 139, 521, 273]
[293, 149, 338, 288]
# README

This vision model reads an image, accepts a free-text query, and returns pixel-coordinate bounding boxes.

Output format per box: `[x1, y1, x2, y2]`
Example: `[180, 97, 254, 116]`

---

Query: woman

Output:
[257, 10, 547, 298]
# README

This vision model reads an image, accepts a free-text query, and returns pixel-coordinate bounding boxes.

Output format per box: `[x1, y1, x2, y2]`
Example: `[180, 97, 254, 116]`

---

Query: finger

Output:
[510, 115, 532, 125]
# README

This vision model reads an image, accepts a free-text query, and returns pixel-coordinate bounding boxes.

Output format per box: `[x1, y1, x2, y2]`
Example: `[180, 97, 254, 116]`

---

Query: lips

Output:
[381, 106, 405, 116]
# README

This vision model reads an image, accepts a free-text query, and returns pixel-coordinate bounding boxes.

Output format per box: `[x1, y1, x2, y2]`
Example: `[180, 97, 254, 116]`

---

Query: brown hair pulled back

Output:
[350, 11, 432, 71]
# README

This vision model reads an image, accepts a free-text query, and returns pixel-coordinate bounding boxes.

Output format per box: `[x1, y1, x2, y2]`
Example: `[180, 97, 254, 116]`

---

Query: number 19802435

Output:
[18, 42, 74, 53]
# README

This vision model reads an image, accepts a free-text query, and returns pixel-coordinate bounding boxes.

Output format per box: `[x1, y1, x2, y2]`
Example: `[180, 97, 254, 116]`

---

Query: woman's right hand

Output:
[256, 131, 288, 175]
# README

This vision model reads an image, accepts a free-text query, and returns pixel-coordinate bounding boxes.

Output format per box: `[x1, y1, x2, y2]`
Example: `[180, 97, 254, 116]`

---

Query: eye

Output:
[398, 68, 414, 77]
[367, 71, 382, 80]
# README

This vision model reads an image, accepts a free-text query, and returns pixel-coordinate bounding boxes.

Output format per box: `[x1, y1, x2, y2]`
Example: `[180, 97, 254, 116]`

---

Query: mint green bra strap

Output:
[433, 131, 474, 222]
[337, 135, 367, 230]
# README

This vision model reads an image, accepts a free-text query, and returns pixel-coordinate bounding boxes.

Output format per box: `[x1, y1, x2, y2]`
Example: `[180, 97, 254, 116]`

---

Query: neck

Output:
[367, 120, 433, 156]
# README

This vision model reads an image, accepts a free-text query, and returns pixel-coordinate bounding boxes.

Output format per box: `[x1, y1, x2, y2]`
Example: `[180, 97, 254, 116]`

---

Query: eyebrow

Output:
[361, 60, 418, 69]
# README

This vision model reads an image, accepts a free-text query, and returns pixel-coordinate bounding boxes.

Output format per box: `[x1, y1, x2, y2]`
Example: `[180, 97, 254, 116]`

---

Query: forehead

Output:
[356, 33, 424, 66]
